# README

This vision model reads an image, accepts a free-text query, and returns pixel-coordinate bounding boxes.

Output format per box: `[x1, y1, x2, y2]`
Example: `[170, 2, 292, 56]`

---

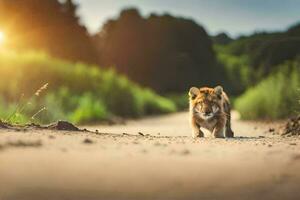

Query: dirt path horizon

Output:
[0, 111, 299, 200]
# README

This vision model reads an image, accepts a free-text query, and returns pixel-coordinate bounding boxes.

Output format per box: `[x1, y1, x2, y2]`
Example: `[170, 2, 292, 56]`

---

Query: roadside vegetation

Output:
[214, 23, 300, 119]
[235, 61, 300, 119]
[0, 50, 176, 124]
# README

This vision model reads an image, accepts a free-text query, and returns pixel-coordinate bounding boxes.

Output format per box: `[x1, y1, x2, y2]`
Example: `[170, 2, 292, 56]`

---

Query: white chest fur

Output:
[197, 118, 217, 132]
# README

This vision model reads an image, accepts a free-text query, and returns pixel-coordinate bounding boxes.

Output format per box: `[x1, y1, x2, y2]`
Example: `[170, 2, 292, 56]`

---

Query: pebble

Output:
[181, 149, 190, 155]
[269, 128, 275, 132]
[48, 135, 55, 139]
[83, 138, 94, 144]
[138, 132, 144, 136]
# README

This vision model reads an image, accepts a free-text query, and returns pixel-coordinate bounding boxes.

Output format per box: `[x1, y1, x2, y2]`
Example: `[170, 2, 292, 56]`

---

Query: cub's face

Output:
[189, 86, 223, 120]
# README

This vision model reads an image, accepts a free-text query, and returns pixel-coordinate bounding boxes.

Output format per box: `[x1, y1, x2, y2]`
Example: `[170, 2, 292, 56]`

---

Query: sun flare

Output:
[0, 31, 5, 45]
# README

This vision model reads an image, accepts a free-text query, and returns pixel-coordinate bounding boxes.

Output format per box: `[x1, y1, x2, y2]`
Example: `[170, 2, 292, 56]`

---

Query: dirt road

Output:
[0, 112, 299, 200]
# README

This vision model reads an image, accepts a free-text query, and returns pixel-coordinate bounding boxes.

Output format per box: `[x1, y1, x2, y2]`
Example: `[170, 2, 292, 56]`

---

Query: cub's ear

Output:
[214, 85, 223, 96]
[189, 87, 200, 100]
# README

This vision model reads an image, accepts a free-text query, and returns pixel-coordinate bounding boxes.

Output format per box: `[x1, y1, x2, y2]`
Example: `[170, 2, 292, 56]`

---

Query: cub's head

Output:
[189, 86, 224, 120]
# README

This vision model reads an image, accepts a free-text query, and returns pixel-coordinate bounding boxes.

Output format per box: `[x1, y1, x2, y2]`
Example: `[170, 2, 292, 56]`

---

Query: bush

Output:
[0, 50, 176, 124]
[235, 61, 300, 119]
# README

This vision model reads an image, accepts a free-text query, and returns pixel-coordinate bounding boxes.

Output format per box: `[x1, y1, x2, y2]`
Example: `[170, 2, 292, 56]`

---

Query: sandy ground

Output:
[0, 111, 299, 200]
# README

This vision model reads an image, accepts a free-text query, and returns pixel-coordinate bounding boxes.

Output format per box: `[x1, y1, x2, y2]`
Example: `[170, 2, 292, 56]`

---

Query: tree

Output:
[212, 32, 233, 45]
[0, 0, 99, 64]
[94, 8, 223, 93]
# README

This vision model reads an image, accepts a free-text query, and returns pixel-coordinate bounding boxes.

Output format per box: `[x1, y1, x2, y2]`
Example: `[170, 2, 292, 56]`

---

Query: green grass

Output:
[235, 61, 300, 119]
[0, 50, 176, 124]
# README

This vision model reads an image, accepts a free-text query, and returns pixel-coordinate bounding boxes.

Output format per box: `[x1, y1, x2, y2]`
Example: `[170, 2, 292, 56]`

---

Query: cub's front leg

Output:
[212, 120, 225, 138]
[190, 117, 204, 138]
[213, 127, 225, 138]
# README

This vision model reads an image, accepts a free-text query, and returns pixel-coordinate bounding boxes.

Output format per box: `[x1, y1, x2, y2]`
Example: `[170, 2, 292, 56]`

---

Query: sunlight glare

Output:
[0, 31, 5, 45]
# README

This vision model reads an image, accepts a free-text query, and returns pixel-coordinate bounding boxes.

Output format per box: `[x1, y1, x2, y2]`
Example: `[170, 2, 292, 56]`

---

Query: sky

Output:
[74, 0, 300, 37]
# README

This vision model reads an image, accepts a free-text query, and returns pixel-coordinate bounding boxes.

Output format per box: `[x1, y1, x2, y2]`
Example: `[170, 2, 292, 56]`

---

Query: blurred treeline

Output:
[215, 23, 300, 95]
[93, 9, 224, 93]
[0, 0, 299, 121]
[214, 24, 300, 119]
[0, 1, 226, 93]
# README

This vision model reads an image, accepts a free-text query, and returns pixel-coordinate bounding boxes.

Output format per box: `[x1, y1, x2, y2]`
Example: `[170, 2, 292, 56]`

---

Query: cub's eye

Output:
[191, 95, 197, 100]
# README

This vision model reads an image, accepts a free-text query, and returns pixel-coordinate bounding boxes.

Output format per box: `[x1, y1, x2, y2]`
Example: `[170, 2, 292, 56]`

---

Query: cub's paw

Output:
[213, 129, 225, 138]
[192, 132, 204, 139]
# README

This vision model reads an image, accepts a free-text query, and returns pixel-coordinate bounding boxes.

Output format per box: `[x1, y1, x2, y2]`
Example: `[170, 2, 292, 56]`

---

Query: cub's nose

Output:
[205, 111, 211, 115]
